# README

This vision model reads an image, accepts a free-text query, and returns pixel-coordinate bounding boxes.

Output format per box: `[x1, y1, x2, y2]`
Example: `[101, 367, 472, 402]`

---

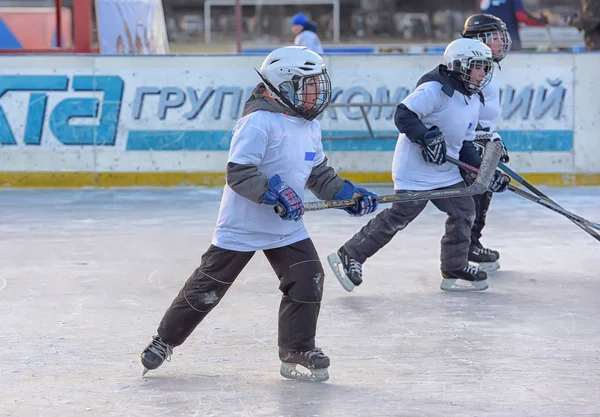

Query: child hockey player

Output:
[140, 46, 378, 382]
[328, 38, 510, 293]
[461, 14, 512, 272]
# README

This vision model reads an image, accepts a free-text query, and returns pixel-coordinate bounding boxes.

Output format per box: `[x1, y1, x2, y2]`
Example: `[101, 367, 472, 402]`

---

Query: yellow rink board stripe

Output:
[0, 172, 599, 188]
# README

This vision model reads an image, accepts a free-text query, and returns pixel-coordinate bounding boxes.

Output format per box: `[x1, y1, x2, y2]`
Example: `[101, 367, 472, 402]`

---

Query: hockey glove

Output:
[418, 127, 447, 165]
[490, 170, 510, 193]
[474, 129, 509, 163]
[263, 174, 304, 221]
[334, 180, 379, 217]
[463, 171, 477, 187]
[474, 127, 493, 142]
[493, 134, 510, 163]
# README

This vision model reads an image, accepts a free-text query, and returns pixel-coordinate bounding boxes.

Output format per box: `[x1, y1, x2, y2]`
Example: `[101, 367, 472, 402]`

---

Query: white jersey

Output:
[294, 31, 324, 55]
[212, 110, 324, 252]
[478, 63, 501, 131]
[392, 81, 481, 191]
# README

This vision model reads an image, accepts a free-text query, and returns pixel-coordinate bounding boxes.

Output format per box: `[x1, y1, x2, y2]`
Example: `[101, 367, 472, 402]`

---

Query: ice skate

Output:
[279, 347, 330, 382]
[141, 335, 173, 376]
[441, 264, 488, 292]
[327, 246, 363, 292]
[468, 243, 500, 273]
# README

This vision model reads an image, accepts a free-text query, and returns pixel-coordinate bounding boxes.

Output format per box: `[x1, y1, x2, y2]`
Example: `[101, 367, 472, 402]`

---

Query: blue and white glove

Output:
[490, 170, 510, 193]
[418, 126, 447, 165]
[334, 180, 379, 216]
[263, 174, 304, 221]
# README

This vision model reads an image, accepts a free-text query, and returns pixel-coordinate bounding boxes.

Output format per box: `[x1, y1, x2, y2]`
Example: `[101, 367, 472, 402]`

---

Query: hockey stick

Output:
[449, 158, 600, 241]
[507, 187, 600, 241]
[275, 141, 502, 214]
[497, 162, 600, 237]
[498, 162, 546, 197]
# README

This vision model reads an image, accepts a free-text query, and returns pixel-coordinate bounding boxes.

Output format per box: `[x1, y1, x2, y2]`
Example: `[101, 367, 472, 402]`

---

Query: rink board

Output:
[0, 53, 596, 187]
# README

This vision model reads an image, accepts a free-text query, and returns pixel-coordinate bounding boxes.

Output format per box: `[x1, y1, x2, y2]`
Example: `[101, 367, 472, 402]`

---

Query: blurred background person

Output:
[291, 12, 324, 55]
[480, 0, 549, 51]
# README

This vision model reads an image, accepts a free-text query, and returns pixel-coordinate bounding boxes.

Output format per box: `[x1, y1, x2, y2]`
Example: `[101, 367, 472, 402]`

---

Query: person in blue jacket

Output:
[480, 0, 548, 50]
[291, 12, 324, 55]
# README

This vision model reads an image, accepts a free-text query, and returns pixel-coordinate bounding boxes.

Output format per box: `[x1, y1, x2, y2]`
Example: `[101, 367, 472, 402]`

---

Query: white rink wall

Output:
[0, 52, 597, 187]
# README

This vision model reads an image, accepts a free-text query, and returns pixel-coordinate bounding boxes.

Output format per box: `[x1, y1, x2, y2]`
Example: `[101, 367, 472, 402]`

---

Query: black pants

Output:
[471, 190, 493, 246]
[156, 238, 325, 352]
[344, 182, 475, 271]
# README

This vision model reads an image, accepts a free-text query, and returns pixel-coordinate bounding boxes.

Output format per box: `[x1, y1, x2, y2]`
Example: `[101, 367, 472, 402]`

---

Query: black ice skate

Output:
[468, 242, 500, 273]
[141, 335, 173, 376]
[327, 246, 363, 292]
[279, 347, 330, 382]
[440, 264, 488, 292]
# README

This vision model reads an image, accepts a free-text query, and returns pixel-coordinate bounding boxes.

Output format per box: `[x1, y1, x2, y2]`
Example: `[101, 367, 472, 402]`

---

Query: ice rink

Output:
[2, 185, 599, 417]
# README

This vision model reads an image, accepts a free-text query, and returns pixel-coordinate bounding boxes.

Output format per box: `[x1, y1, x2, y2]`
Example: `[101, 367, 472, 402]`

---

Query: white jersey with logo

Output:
[213, 110, 324, 252]
[392, 81, 481, 191]
[294, 31, 324, 55]
[478, 63, 501, 131]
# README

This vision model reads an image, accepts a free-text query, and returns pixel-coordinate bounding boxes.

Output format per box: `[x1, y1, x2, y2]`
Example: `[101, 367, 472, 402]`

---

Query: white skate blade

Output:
[327, 253, 355, 292]
[142, 367, 150, 376]
[473, 260, 500, 273]
[280, 362, 329, 382]
[440, 278, 489, 292]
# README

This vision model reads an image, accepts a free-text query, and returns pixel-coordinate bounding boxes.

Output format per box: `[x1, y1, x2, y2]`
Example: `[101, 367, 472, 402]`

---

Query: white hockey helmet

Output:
[444, 38, 494, 93]
[257, 46, 332, 120]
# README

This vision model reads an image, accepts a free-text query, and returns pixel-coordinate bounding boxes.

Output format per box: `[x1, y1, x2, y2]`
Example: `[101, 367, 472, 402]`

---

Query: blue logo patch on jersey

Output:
[305, 152, 316, 161]
[468, 122, 473, 129]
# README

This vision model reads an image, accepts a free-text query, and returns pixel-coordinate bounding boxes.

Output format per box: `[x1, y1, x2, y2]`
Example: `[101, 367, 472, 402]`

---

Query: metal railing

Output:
[204, 0, 340, 43]
[322, 102, 400, 140]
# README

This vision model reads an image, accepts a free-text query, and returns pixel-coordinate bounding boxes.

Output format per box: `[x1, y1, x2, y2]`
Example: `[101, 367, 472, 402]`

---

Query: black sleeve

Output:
[226, 162, 269, 204]
[459, 141, 482, 168]
[394, 104, 430, 143]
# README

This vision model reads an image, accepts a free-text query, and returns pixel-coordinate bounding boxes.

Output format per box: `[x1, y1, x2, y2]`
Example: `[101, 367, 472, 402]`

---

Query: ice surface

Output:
[1, 186, 600, 417]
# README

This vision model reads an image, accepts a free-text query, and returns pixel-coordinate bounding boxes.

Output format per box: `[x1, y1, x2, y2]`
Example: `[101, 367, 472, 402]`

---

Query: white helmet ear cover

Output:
[278, 80, 298, 105]
[254, 68, 299, 111]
